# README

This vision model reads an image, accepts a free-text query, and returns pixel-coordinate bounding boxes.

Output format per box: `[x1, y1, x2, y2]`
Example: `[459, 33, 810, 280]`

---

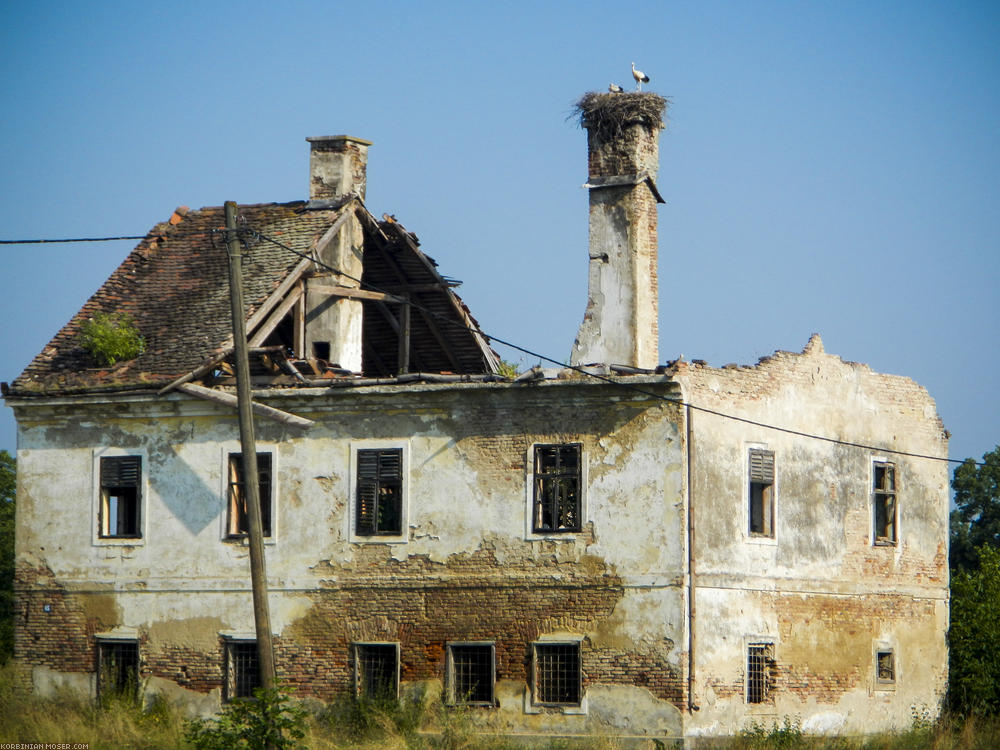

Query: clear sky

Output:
[1, 1, 997, 467]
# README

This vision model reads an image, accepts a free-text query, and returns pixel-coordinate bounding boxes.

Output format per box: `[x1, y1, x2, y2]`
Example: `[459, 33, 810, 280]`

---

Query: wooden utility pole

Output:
[224, 201, 277, 691]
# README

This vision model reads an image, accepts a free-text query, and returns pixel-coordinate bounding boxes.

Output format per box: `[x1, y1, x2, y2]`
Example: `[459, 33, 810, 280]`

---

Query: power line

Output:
[245, 224, 980, 468]
[0, 231, 215, 245]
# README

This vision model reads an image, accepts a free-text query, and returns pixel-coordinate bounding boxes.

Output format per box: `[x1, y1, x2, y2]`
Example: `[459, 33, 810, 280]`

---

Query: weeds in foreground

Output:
[2, 662, 1000, 750]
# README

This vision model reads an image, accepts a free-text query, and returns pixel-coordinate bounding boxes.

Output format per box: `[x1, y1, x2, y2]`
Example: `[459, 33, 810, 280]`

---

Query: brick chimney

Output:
[304, 135, 372, 372]
[307, 135, 372, 202]
[570, 94, 665, 369]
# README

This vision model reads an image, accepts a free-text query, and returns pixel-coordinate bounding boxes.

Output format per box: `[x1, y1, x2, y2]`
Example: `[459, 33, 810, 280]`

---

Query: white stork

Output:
[608, 83, 625, 93]
[631, 61, 650, 91]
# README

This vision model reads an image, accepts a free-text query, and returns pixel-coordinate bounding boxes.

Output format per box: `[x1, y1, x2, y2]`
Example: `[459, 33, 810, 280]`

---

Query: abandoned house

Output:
[2, 95, 949, 744]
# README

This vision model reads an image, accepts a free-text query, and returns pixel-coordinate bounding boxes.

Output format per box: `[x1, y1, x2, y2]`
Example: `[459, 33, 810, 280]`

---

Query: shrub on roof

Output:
[79, 311, 146, 366]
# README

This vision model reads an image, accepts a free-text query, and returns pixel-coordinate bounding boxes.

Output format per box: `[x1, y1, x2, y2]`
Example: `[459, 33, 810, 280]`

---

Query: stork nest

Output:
[573, 91, 668, 141]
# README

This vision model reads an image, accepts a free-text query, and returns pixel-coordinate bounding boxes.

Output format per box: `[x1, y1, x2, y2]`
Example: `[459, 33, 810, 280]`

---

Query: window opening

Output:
[533, 444, 582, 533]
[746, 643, 775, 704]
[748, 449, 775, 537]
[227, 453, 272, 537]
[355, 643, 399, 700]
[97, 640, 139, 699]
[877, 650, 896, 685]
[534, 642, 581, 705]
[99, 456, 141, 538]
[356, 449, 403, 536]
[448, 643, 495, 705]
[225, 640, 260, 701]
[873, 462, 897, 545]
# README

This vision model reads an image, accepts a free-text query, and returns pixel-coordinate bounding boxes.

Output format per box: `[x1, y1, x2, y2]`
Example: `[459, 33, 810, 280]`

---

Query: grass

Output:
[1, 664, 998, 749]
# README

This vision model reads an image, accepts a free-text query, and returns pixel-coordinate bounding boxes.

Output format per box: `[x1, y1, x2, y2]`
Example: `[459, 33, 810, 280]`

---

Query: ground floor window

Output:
[532, 642, 581, 705]
[97, 639, 139, 700]
[447, 642, 495, 705]
[224, 639, 260, 701]
[354, 643, 400, 700]
[746, 642, 775, 704]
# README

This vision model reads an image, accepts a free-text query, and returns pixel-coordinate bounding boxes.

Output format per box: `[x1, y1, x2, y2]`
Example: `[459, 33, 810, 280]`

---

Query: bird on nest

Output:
[608, 83, 625, 93]
[631, 61, 650, 91]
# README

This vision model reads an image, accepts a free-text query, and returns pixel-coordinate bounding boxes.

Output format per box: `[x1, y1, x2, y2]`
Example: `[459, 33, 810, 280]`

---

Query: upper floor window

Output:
[99, 456, 142, 539]
[227, 452, 272, 538]
[748, 448, 775, 537]
[873, 461, 897, 545]
[356, 448, 403, 536]
[532, 444, 582, 534]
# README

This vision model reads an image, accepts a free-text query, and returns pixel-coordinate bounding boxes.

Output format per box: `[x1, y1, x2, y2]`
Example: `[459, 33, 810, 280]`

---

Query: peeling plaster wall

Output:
[11, 378, 688, 739]
[675, 337, 949, 737]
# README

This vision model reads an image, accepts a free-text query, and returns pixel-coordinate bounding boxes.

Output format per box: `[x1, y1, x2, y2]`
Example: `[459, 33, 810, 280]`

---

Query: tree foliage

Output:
[184, 684, 307, 750]
[951, 446, 1000, 570]
[79, 311, 146, 366]
[948, 545, 1000, 715]
[0, 450, 14, 663]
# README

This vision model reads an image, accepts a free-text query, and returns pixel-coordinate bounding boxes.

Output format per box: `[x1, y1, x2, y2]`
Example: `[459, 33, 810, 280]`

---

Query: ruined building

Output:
[2, 96, 949, 744]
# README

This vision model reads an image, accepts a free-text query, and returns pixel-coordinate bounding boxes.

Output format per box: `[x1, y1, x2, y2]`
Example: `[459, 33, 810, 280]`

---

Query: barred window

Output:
[97, 639, 139, 699]
[99, 456, 142, 538]
[533, 444, 582, 533]
[876, 649, 896, 685]
[356, 449, 403, 536]
[447, 643, 495, 705]
[227, 453, 272, 538]
[533, 642, 581, 705]
[224, 640, 260, 701]
[746, 643, 775, 704]
[748, 449, 775, 537]
[354, 643, 399, 700]
[873, 462, 897, 545]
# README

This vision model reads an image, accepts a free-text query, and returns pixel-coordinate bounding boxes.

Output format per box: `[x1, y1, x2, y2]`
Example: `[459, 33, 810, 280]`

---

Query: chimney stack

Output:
[570, 93, 665, 370]
[304, 135, 372, 373]
[307, 135, 372, 202]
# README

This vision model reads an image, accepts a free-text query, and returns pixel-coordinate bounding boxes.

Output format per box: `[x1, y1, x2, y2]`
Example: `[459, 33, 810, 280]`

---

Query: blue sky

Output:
[1, 1, 997, 466]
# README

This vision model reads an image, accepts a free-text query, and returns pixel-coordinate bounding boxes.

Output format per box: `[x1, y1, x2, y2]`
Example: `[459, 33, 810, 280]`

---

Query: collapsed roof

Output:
[9, 198, 499, 397]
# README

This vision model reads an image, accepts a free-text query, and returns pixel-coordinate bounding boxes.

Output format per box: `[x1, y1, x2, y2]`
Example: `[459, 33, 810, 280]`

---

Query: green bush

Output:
[185, 685, 307, 750]
[79, 311, 146, 366]
[738, 716, 803, 750]
[949, 545, 1000, 715]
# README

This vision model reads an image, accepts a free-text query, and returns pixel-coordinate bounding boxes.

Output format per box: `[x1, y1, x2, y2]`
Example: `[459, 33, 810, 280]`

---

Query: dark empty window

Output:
[534, 642, 581, 705]
[355, 643, 399, 699]
[448, 643, 495, 705]
[97, 639, 139, 699]
[873, 462, 897, 545]
[356, 449, 403, 536]
[227, 453, 272, 538]
[749, 449, 775, 537]
[533, 444, 582, 533]
[877, 650, 895, 685]
[100, 456, 141, 538]
[746, 643, 775, 704]
[225, 640, 260, 701]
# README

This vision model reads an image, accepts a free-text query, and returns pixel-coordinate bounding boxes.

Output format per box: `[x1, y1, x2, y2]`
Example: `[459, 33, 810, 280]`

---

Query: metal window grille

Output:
[356, 449, 403, 536]
[748, 449, 775, 536]
[355, 644, 398, 699]
[226, 641, 260, 700]
[449, 644, 494, 704]
[533, 444, 582, 533]
[534, 643, 581, 705]
[99, 456, 141, 538]
[97, 640, 139, 698]
[873, 462, 897, 544]
[877, 650, 896, 683]
[746, 643, 775, 704]
[228, 453, 272, 537]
